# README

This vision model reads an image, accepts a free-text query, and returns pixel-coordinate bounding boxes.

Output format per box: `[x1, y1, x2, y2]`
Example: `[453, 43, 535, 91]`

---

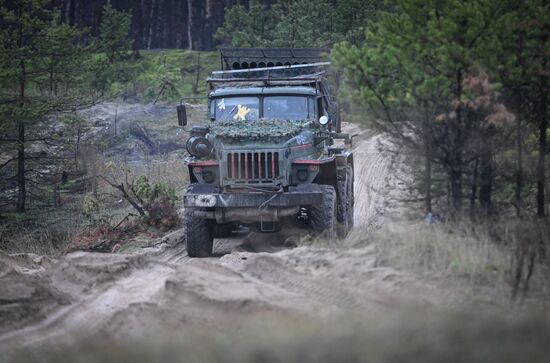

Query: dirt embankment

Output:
[0, 124, 493, 353]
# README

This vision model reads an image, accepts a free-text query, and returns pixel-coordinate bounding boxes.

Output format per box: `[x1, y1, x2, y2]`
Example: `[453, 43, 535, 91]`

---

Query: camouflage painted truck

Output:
[177, 48, 354, 257]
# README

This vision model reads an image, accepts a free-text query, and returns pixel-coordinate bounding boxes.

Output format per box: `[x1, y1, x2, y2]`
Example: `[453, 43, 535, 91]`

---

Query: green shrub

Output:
[134, 176, 177, 205]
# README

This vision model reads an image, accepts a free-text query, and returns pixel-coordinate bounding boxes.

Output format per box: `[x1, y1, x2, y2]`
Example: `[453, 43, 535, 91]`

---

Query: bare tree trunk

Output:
[16, 14, 26, 213]
[75, 125, 81, 171]
[16, 121, 25, 213]
[446, 177, 451, 217]
[469, 156, 478, 220]
[449, 68, 464, 218]
[166, 0, 173, 47]
[479, 128, 493, 217]
[114, 105, 118, 137]
[536, 80, 548, 217]
[140, 0, 147, 49]
[65, 0, 74, 25]
[425, 150, 432, 214]
[147, 0, 157, 49]
[192, 51, 201, 95]
[49, 61, 54, 94]
[156, 0, 164, 48]
[450, 167, 462, 216]
[422, 113, 432, 214]
[515, 108, 524, 216]
[202, 0, 213, 50]
[187, 0, 193, 49]
[73, 0, 79, 29]
[91, 155, 98, 198]
[131, 0, 144, 58]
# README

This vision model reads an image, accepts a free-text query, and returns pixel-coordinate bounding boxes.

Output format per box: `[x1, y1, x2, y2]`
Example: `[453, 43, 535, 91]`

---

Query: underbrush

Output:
[367, 219, 550, 303]
[0, 203, 86, 256]
[65, 219, 162, 254]
[0, 172, 182, 256]
[64, 175, 181, 253]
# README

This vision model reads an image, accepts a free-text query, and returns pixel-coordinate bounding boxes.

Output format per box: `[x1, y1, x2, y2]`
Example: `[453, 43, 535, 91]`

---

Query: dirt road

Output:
[0, 124, 438, 351]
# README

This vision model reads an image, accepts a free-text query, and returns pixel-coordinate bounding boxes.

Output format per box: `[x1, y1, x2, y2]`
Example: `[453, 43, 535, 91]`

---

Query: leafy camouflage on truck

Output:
[208, 119, 316, 142]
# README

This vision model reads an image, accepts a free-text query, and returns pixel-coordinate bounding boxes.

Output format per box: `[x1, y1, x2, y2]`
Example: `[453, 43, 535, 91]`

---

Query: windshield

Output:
[264, 96, 315, 121]
[212, 96, 315, 121]
[213, 97, 260, 121]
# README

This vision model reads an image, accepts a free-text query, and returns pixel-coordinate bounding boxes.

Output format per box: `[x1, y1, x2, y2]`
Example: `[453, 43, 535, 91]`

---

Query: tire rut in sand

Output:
[348, 131, 393, 234]
[220, 251, 393, 314]
[0, 257, 175, 349]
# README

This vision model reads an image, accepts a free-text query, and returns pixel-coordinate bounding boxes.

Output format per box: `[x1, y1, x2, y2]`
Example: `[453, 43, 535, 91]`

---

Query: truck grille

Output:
[226, 151, 280, 182]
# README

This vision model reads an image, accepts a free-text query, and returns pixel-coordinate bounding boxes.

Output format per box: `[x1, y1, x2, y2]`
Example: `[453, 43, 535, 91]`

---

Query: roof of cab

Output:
[209, 86, 318, 98]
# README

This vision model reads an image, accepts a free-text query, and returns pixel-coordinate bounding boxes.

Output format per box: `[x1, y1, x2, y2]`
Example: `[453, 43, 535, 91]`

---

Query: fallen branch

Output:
[100, 175, 146, 216]
[113, 212, 138, 230]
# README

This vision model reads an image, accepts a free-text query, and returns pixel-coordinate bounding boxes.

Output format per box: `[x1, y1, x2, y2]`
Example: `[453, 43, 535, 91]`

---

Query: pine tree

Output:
[271, 0, 334, 48]
[333, 0, 384, 45]
[334, 0, 522, 218]
[0, 0, 90, 212]
[215, 0, 336, 48]
[214, 0, 277, 47]
[98, 1, 132, 64]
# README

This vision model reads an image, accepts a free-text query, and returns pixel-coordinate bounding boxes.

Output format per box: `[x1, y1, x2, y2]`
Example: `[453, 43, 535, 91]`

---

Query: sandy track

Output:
[0, 125, 428, 351]
[351, 134, 390, 232]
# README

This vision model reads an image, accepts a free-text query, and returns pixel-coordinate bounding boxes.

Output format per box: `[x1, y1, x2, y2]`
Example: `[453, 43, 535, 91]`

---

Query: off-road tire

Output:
[185, 209, 214, 257]
[337, 166, 354, 238]
[309, 185, 337, 239]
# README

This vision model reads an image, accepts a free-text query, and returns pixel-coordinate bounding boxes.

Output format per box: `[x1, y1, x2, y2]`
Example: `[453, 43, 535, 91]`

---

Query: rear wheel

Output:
[185, 209, 214, 257]
[309, 185, 337, 239]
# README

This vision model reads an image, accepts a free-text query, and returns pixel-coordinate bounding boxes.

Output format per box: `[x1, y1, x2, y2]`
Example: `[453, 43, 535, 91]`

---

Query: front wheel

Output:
[185, 209, 214, 257]
[309, 185, 337, 239]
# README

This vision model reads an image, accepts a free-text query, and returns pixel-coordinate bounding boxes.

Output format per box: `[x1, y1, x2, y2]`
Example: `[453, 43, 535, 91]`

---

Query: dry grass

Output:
[360, 220, 550, 302]
[373, 223, 511, 286]
[0, 205, 86, 256]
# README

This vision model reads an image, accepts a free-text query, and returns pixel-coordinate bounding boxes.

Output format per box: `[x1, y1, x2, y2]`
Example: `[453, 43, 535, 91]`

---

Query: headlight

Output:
[186, 136, 213, 159]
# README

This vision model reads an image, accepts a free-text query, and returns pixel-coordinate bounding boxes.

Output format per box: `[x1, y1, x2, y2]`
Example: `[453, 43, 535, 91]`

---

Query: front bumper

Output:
[183, 184, 324, 208]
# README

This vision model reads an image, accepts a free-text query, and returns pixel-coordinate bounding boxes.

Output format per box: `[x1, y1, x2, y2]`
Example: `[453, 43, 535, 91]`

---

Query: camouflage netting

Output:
[208, 119, 315, 141]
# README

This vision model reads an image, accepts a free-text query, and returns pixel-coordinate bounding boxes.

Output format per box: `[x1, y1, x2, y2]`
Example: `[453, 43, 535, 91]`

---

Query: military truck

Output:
[177, 48, 354, 257]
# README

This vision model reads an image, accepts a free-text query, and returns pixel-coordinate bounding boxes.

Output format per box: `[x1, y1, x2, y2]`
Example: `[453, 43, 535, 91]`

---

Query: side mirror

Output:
[177, 104, 187, 126]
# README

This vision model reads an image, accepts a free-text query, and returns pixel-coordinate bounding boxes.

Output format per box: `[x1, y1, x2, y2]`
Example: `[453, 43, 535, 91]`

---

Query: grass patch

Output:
[373, 223, 510, 285]
[366, 220, 550, 301]
[0, 204, 86, 256]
